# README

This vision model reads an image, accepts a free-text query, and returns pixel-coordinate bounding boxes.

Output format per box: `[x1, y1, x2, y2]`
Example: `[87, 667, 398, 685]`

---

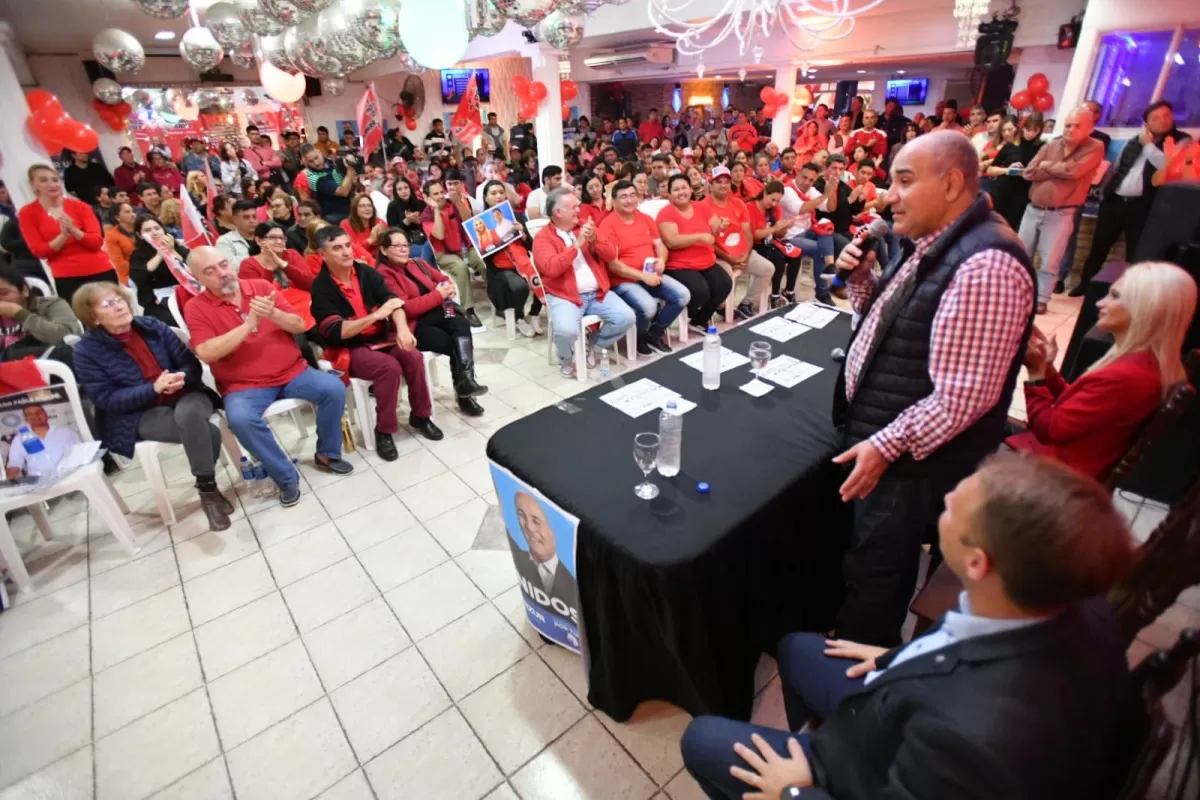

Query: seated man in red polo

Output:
[184, 246, 352, 507]
[308, 225, 442, 459]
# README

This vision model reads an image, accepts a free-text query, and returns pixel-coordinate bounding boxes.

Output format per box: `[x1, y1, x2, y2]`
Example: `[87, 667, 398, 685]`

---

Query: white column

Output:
[0, 23, 48, 208]
[771, 67, 798, 150]
[525, 44, 564, 170]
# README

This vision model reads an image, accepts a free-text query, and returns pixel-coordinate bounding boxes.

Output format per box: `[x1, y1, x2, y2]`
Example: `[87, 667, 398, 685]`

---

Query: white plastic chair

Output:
[26, 276, 54, 298]
[167, 290, 188, 332]
[347, 352, 439, 451]
[0, 362, 137, 592]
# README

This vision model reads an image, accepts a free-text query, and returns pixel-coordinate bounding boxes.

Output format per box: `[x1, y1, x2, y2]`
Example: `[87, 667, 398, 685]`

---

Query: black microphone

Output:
[835, 217, 890, 284]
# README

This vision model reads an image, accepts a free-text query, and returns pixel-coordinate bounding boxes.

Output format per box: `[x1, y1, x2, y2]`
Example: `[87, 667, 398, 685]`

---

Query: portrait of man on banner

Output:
[462, 200, 520, 260]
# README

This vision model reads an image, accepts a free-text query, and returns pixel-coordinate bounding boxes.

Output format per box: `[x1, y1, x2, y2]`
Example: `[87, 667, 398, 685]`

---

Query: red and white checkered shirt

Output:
[845, 223, 1034, 462]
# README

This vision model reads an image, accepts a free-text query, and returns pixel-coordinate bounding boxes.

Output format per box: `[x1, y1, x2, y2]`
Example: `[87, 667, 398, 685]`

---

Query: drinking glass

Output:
[749, 341, 772, 376]
[633, 432, 661, 499]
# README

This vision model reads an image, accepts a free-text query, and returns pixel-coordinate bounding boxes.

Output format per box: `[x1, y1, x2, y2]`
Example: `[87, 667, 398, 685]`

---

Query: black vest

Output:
[1104, 127, 1187, 204]
[833, 194, 1036, 479]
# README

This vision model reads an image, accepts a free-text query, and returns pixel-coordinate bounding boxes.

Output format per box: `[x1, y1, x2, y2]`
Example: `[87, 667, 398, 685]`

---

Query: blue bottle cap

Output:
[706, 325, 718, 334]
[697, 481, 711, 494]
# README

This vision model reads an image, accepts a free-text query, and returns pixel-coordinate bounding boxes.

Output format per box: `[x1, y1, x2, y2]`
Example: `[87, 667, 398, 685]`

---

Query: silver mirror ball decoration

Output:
[230, 42, 258, 68]
[93, 29, 146, 74]
[470, 0, 508, 37]
[92, 78, 123, 105]
[538, 9, 583, 49]
[343, 0, 403, 58]
[493, 0, 561, 29]
[237, 0, 286, 35]
[180, 27, 225, 72]
[205, 2, 251, 48]
[325, 77, 347, 96]
[134, 0, 191, 19]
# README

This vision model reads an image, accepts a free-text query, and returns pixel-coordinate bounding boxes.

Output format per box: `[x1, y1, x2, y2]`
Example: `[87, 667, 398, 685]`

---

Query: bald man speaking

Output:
[830, 131, 1037, 646]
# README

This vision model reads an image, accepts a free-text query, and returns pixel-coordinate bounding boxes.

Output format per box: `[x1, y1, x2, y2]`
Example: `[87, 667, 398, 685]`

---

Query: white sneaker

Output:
[516, 318, 535, 338]
[530, 316, 544, 336]
[585, 348, 598, 369]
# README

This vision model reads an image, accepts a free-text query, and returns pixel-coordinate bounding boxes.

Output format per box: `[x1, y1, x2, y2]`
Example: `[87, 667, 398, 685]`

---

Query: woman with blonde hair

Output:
[185, 170, 208, 210]
[1008, 261, 1197, 479]
[158, 197, 184, 238]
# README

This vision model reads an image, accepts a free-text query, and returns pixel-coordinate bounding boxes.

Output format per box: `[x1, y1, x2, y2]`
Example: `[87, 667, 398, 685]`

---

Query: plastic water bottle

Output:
[702, 326, 722, 390]
[657, 401, 682, 477]
[599, 348, 611, 378]
[16, 425, 56, 477]
[439, 282, 455, 317]
[239, 457, 254, 489]
[252, 462, 271, 497]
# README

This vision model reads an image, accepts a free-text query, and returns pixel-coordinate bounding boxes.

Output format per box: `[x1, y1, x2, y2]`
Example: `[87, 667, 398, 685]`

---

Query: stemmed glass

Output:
[633, 432, 661, 499]
[749, 341, 772, 377]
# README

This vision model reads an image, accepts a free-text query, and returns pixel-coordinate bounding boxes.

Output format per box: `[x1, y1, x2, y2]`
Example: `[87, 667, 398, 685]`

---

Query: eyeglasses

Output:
[262, 234, 286, 242]
[387, 241, 411, 249]
[97, 296, 126, 310]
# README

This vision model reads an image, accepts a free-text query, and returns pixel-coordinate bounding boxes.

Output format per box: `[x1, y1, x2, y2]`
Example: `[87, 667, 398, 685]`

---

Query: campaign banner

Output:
[0, 386, 84, 479]
[462, 199, 521, 260]
[489, 461, 581, 653]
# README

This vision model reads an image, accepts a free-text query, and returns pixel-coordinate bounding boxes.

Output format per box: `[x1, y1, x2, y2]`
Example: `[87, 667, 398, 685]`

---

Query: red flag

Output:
[451, 72, 483, 144]
[202, 155, 218, 223]
[143, 232, 202, 296]
[179, 188, 212, 253]
[357, 82, 385, 157]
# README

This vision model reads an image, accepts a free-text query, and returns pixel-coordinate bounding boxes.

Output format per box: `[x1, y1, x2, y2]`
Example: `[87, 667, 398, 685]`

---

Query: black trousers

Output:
[669, 265, 732, 326]
[485, 266, 530, 319]
[54, 269, 120, 305]
[757, 246, 801, 294]
[414, 307, 472, 361]
[835, 471, 958, 647]
[1079, 197, 1150, 285]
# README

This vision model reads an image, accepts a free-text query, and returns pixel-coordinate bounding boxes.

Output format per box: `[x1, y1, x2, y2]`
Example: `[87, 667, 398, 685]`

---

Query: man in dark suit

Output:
[509, 490, 578, 622]
[680, 453, 1139, 800]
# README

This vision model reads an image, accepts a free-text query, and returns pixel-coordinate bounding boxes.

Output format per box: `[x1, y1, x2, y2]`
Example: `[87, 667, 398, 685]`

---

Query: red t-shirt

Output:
[331, 265, 380, 338]
[729, 123, 760, 152]
[421, 203, 464, 255]
[597, 211, 660, 285]
[184, 278, 306, 395]
[846, 128, 889, 160]
[339, 217, 384, 257]
[706, 196, 751, 261]
[746, 200, 771, 242]
[637, 121, 665, 143]
[657, 201, 716, 270]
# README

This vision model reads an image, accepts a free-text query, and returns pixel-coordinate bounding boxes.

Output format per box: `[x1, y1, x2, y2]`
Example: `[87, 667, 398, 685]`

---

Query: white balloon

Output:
[180, 27, 225, 72]
[93, 28, 146, 74]
[399, 0, 469, 70]
[260, 62, 307, 103]
[92, 78, 123, 104]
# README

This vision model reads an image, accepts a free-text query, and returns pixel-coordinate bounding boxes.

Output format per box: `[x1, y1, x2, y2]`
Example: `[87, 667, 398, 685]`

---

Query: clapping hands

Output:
[1024, 327, 1058, 380]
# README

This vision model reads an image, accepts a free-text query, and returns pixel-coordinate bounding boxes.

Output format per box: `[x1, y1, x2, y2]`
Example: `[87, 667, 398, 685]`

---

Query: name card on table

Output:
[679, 347, 751, 374]
[756, 355, 823, 388]
[749, 316, 811, 343]
[785, 303, 840, 329]
[600, 378, 696, 418]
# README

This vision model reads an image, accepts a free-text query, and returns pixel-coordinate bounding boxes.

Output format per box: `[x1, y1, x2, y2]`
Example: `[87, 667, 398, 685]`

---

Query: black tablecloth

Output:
[487, 308, 854, 721]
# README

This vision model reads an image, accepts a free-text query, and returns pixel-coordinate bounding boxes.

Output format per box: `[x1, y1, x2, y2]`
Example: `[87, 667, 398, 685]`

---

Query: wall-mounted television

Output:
[441, 69, 491, 104]
[885, 77, 929, 105]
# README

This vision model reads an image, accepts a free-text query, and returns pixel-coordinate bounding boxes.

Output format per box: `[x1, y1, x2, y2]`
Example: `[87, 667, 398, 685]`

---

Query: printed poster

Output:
[0, 386, 84, 479]
[489, 461, 581, 653]
[462, 199, 521, 260]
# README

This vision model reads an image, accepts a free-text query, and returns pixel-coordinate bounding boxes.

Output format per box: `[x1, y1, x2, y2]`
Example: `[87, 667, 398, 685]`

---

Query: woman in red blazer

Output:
[1007, 262, 1196, 479]
[374, 227, 487, 415]
[18, 164, 117, 302]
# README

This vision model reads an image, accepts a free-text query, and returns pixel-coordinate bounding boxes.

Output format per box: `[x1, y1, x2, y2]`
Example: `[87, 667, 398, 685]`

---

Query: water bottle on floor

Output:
[657, 402, 682, 477]
[17, 425, 55, 477]
[702, 326, 721, 390]
[239, 457, 254, 490]
[252, 461, 272, 497]
[599, 348, 611, 378]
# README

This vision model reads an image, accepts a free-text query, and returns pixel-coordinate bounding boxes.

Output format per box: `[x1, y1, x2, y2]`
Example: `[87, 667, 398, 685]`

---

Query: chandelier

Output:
[648, 0, 887, 67]
[953, 0, 990, 49]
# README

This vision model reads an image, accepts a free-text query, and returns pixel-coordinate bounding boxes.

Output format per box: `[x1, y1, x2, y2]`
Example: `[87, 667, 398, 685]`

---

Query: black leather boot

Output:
[457, 396, 485, 416]
[452, 336, 488, 398]
[199, 491, 232, 531]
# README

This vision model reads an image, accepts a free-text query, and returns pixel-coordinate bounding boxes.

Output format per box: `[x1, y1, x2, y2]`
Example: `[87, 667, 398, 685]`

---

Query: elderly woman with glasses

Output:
[71, 282, 233, 532]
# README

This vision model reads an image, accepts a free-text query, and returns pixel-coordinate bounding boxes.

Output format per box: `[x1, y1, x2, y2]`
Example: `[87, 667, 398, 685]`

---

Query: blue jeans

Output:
[611, 276, 690, 337]
[545, 291, 636, 363]
[224, 367, 346, 488]
[1018, 205, 1077, 304]
[681, 633, 865, 799]
[787, 233, 835, 300]
[1055, 205, 1086, 282]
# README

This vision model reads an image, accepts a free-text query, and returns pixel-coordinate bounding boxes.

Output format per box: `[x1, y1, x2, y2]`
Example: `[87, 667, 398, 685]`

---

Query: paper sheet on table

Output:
[600, 379, 695, 418]
[749, 317, 811, 342]
[785, 303, 840, 329]
[740, 378, 774, 397]
[756, 355, 823, 388]
[679, 347, 751, 374]
[58, 441, 103, 472]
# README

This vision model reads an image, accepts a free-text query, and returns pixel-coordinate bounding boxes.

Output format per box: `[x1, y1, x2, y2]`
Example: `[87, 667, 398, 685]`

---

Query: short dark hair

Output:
[296, 199, 322, 216]
[317, 125, 329, 133]
[857, 159, 876, 171]
[312, 224, 349, 251]
[800, 162, 821, 175]
[667, 172, 691, 191]
[0, 264, 29, 294]
[422, 178, 444, 196]
[135, 182, 160, 197]
[827, 153, 848, 166]
[232, 199, 257, 215]
[762, 180, 785, 196]
[246, 124, 259, 134]
[253, 221, 284, 239]
[651, 154, 670, 165]
[487, 111, 497, 118]
[299, 143, 319, 158]
[211, 194, 234, 215]
[1143, 100, 1173, 121]
[443, 169, 464, 183]
[118, 146, 133, 155]
[541, 165, 563, 182]
[612, 179, 636, 196]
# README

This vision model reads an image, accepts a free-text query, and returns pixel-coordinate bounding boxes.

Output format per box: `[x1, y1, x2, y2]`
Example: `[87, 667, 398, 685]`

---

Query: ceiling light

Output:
[896, 69, 905, 74]
[856, 69, 867, 73]
[715, 75, 722, 79]
[154, 30, 176, 41]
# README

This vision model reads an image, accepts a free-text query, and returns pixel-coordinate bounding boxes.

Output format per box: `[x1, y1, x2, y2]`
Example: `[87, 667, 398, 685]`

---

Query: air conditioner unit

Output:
[584, 45, 675, 70]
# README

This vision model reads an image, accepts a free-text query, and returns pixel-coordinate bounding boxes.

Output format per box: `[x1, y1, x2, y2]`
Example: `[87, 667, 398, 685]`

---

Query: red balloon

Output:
[528, 81, 548, 103]
[26, 89, 60, 113]
[26, 119, 59, 153]
[759, 86, 776, 104]
[1010, 89, 1032, 110]
[1032, 92, 1055, 113]
[560, 79, 578, 102]
[561, 103, 571, 121]
[511, 75, 531, 95]
[64, 123, 99, 153]
[405, 117, 417, 131]
[518, 99, 538, 120]
[1026, 73, 1050, 97]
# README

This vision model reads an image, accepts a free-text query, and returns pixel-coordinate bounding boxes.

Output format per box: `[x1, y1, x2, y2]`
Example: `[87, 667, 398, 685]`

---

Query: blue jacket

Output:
[73, 316, 213, 458]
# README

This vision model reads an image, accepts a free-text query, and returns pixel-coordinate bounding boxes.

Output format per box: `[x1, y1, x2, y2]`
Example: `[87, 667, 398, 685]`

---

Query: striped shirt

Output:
[846, 221, 1034, 461]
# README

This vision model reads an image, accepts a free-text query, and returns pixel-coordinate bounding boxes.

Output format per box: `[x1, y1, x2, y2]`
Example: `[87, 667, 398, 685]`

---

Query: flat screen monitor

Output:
[885, 77, 929, 105]
[441, 69, 491, 104]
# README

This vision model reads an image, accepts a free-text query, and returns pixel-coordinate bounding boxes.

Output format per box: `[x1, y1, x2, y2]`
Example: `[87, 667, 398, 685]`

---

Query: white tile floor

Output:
[0, 277, 1196, 800]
